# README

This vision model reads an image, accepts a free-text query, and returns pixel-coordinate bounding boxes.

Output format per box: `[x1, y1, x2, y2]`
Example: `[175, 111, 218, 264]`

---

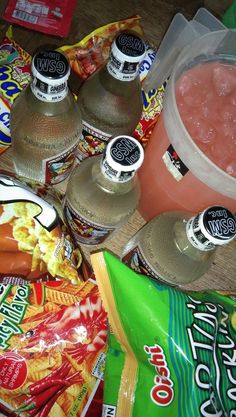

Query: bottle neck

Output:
[31, 75, 68, 102]
[90, 156, 134, 194]
[173, 216, 215, 260]
[106, 55, 140, 82]
[100, 157, 135, 183]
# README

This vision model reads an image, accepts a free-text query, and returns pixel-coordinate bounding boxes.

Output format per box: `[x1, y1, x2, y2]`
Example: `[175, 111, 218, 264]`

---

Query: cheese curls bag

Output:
[0, 172, 87, 284]
[91, 251, 236, 417]
[0, 279, 107, 417]
[0, 27, 31, 154]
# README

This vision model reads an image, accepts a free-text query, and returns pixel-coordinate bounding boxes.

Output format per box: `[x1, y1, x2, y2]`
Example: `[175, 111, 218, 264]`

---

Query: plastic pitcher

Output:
[138, 29, 236, 221]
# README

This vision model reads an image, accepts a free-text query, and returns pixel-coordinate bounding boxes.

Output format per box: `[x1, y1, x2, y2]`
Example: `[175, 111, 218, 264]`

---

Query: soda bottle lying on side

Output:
[122, 206, 236, 285]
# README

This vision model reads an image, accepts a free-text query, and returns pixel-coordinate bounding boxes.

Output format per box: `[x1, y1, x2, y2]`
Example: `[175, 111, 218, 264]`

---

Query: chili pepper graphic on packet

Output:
[91, 251, 236, 417]
[0, 279, 107, 417]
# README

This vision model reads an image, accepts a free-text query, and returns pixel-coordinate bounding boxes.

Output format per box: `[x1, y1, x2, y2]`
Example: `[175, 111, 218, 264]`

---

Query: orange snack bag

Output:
[59, 15, 143, 80]
[0, 172, 86, 284]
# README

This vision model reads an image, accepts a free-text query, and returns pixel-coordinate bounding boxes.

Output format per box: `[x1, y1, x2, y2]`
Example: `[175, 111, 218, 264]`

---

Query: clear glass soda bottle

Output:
[63, 135, 144, 245]
[76, 31, 146, 162]
[11, 50, 82, 185]
[122, 206, 236, 285]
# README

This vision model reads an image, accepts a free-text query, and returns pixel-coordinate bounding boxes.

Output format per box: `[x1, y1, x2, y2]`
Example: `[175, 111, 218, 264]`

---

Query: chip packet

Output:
[3, 0, 77, 38]
[0, 172, 89, 284]
[59, 15, 144, 81]
[91, 251, 236, 417]
[0, 278, 107, 417]
[0, 26, 31, 154]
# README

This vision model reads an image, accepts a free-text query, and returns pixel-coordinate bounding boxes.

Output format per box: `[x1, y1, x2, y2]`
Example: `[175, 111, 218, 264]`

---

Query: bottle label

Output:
[76, 121, 111, 162]
[107, 56, 139, 81]
[186, 215, 215, 251]
[64, 199, 115, 245]
[122, 245, 173, 285]
[162, 144, 189, 181]
[42, 141, 78, 185]
[31, 80, 68, 102]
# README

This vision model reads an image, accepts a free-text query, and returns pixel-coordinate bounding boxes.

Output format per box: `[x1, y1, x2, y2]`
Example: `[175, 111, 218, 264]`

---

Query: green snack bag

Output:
[91, 250, 236, 417]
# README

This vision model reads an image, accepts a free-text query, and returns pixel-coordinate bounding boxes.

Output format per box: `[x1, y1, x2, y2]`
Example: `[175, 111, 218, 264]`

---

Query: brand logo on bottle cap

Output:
[115, 33, 146, 57]
[33, 50, 69, 80]
[202, 206, 236, 242]
[110, 136, 142, 167]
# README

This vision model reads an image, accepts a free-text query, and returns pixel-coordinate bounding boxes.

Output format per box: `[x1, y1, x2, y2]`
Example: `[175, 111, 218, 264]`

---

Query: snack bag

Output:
[0, 279, 107, 416]
[3, 0, 77, 38]
[59, 15, 144, 81]
[0, 26, 31, 154]
[91, 251, 236, 417]
[0, 172, 86, 284]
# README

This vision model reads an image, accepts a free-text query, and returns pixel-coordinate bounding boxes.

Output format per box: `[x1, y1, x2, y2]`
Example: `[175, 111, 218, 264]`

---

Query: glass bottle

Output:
[63, 135, 144, 245]
[76, 31, 146, 162]
[121, 206, 236, 285]
[11, 50, 82, 185]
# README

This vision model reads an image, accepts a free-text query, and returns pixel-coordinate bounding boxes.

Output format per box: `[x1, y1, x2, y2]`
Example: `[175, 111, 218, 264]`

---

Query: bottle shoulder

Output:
[12, 85, 78, 116]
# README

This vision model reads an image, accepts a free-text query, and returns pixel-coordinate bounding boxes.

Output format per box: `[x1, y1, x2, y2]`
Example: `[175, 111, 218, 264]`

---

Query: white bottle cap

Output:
[187, 206, 236, 251]
[107, 32, 146, 81]
[101, 135, 144, 182]
[31, 50, 70, 102]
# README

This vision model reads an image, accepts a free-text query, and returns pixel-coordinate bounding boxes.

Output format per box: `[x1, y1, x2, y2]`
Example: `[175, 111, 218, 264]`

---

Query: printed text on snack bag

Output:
[187, 296, 236, 417]
[144, 343, 174, 406]
[0, 284, 29, 350]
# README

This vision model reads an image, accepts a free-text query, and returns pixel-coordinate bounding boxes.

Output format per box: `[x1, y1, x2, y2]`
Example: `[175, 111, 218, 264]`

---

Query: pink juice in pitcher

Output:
[138, 60, 236, 220]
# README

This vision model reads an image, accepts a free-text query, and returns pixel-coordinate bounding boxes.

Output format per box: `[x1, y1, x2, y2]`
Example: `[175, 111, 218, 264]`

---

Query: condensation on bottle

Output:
[11, 49, 82, 185]
[76, 31, 146, 163]
[122, 206, 236, 285]
[63, 135, 144, 246]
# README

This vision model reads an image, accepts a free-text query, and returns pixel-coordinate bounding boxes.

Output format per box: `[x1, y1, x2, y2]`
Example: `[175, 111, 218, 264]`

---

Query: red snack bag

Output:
[0, 26, 31, 154]
[0, 279, 106, 417]
[3, 0, 77, 38]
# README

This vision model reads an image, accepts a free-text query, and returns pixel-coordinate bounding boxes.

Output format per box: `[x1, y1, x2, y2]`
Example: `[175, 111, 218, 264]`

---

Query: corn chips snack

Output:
[0, 26, 31, 154]
[0, 279, 107, 417]
[0, 172, 87, 284]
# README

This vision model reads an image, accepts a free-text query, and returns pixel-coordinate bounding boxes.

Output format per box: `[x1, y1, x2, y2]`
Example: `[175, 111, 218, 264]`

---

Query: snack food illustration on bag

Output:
[0, 279, 107, 417]
[0, 173, 84, 284]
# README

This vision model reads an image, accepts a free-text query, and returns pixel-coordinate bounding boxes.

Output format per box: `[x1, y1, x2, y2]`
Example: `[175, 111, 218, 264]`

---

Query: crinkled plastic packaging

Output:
[91, 251, 236, 417]
[0, 279, 107, 417]
[3, 0, 77, 38]
[0, 172, 89, 285]
[0, 27, 31, 154]
[59, 15, 144, 81]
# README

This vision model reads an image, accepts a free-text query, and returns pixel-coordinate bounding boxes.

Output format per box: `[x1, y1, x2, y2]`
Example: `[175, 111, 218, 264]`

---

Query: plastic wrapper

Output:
[3, 0, 77, 38]
[0, 278, 107, 416]
[0, 27, 31, 154]
[59, 15, 144, 81]
[59, 17, 166, 147]
[0, 171, 91, 285]
[91, 251, 236, 417]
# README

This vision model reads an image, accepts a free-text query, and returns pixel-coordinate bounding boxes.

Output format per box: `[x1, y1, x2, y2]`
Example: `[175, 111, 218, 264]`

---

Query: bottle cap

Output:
[187, 206, 236, 251]
[107, 32, 146, 81]
[101, 135, 144, 182]
[31, 50, 70, 101]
